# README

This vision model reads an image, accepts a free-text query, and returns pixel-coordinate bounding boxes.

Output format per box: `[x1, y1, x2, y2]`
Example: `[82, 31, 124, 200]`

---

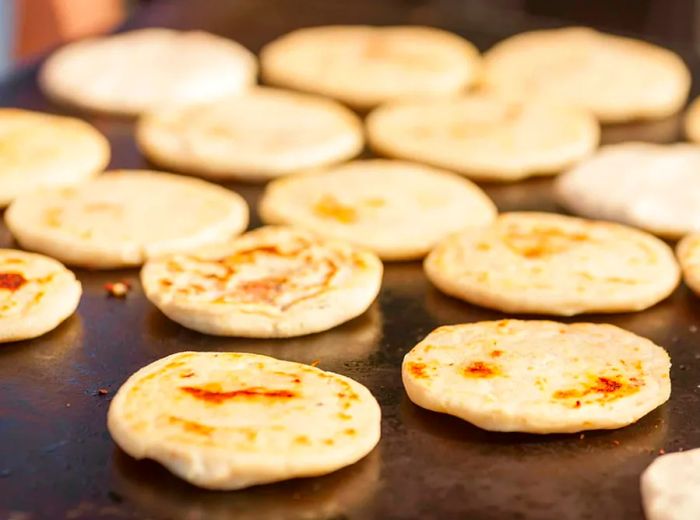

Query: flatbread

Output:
[0, 108, 109, 207]
[5, 170, 248, 269]
[260, 25, 481, 109]
[424, 212, 680, 315]
[259, 159, 497, 260]
[556, 143, 700, 238]
[402, 320, 671, 433]
[140, 226, 383, 337]
[40, 28, 256, 115]
[136, 87, 363, 181]
[684, 96, 700, 143]
[0, 249, 81, 343]
[108, 351, 381, 489]
[366, 94, 598, 181]
[676, 233, 700, 297]
[641, 448, 700, 520]
[483, 27, 690, 123]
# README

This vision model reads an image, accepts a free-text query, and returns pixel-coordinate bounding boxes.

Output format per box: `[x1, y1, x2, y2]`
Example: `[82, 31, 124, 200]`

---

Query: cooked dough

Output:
[0, 249, 81, 343]
[556, 143, 700, 238]
[684, 96, 700, 143]
[403, 320, 671, 433]
[483, 27, 690, 123]
[366, 94, 598, 181]
[259, 159, 497, 260]
[5, 170, 249, 269]
[137, 87, 363, 181]
[641, 448, 700, 520]
[108, 351, 381, 489]
[424, 212, 680, 315]
[0, 109, 109, 207]
[676, 233, 700, 297]
[40, 28, 256, 115]
[141, 226, 383, 337]
[260, 25, 481, 109]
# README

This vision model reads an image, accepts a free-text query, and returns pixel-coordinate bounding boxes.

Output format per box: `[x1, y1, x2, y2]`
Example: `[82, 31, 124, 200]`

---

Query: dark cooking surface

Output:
[2, 1, 700, 518]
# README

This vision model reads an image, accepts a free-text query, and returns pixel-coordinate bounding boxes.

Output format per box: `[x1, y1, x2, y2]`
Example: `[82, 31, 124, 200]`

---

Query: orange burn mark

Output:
[406, 362, 429, 379]
[502, 227, 589, 259]
[313, 195, 357, 224]
[295, 435, 311, 445]
[0, 272, 26, 291]
[553, 375, 640, 407]
[490, 350, 503, 358]
[236, 277, 286, 304]
[180, 386, 296, 404]
[463, 361, 500, 378]
[344, 428, 356, 436]
[168, 416, 214, 436]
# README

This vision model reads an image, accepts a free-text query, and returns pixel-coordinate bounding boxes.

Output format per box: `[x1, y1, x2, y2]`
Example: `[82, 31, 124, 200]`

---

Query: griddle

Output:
[2, 1, 700, 518]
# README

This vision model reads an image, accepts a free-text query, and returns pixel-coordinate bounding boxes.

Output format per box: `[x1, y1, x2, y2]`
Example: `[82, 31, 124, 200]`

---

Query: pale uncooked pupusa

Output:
[0, 249, 81, 343]
[5, 170, 249, 269]
[108, 351, 381, 489]
[140, 226, 383, 338]
[259, 159, 497, 260]
[40, 28, 256, 115]
[0, 108, 109, 207]
[137, 87, 363, 180]
[483, 27, 690, 123]
[556, 143, 700, 238]
[260, 25, 481, 109]
[366, 94, 598, 181]
[403, 320, 671, 433]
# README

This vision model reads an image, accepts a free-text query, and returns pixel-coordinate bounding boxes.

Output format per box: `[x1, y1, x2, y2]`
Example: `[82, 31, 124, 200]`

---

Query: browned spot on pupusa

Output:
[462, 361, 501, 378]
[502, 225, 589, 259]
[553, 374, 642, 408]
[0, 272, 26, 291]
[180, 385, 296, 403]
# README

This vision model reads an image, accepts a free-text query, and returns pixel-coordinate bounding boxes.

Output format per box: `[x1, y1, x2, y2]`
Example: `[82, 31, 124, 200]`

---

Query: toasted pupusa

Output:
[425, 212, 680, 315]
[0, 109, 109, 207]
[483, 27, 690, 123]
[402, 320, 671, 433]
[259, 160, 497, 260]
[684, 96, 700, 143]
[108, 351, 381, 490]
[5, 170, 248, 269]
[40, 28, 256, 116]
[0, 249, 81, 343]
[260, 25, 481, 109]
[556, 143, 700, 238]
[366, 94, 598, 181]
[137, 87, 363, 181]
[676, 234, 700, 297]
[641, 448, 700, 520]
[141, 226, 382, 337]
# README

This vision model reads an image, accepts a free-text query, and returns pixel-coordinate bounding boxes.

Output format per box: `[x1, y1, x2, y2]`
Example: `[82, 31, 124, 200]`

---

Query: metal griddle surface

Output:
[2, 1, 700, 518]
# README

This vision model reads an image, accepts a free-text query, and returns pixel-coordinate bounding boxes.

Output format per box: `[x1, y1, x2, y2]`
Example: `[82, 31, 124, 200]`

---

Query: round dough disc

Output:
[424, 212, 680, 315]
[137, 87, 363, 181]
[259, 159, 497, 260]
[0, 249, 81, 343]
[676, 233, 700, 297]
[40, 28, 257, 116]
[5, 170, 249, 269]
[556, 143, 700, 238]
[141, 226, 383, 338]
[483, 27, 690, 123]
[366, 94, 599, 181]
[0, 108, 109, 207]
[684, 96, 700, 143]
[260, 25, 481, 109]
[641, 448, 700, 520]
[108, 351, 381, 490]
[402, 320, 671, 433]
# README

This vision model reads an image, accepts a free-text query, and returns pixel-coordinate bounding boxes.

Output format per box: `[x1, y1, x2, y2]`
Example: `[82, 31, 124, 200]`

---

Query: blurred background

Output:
[0, 0, 696, 81]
